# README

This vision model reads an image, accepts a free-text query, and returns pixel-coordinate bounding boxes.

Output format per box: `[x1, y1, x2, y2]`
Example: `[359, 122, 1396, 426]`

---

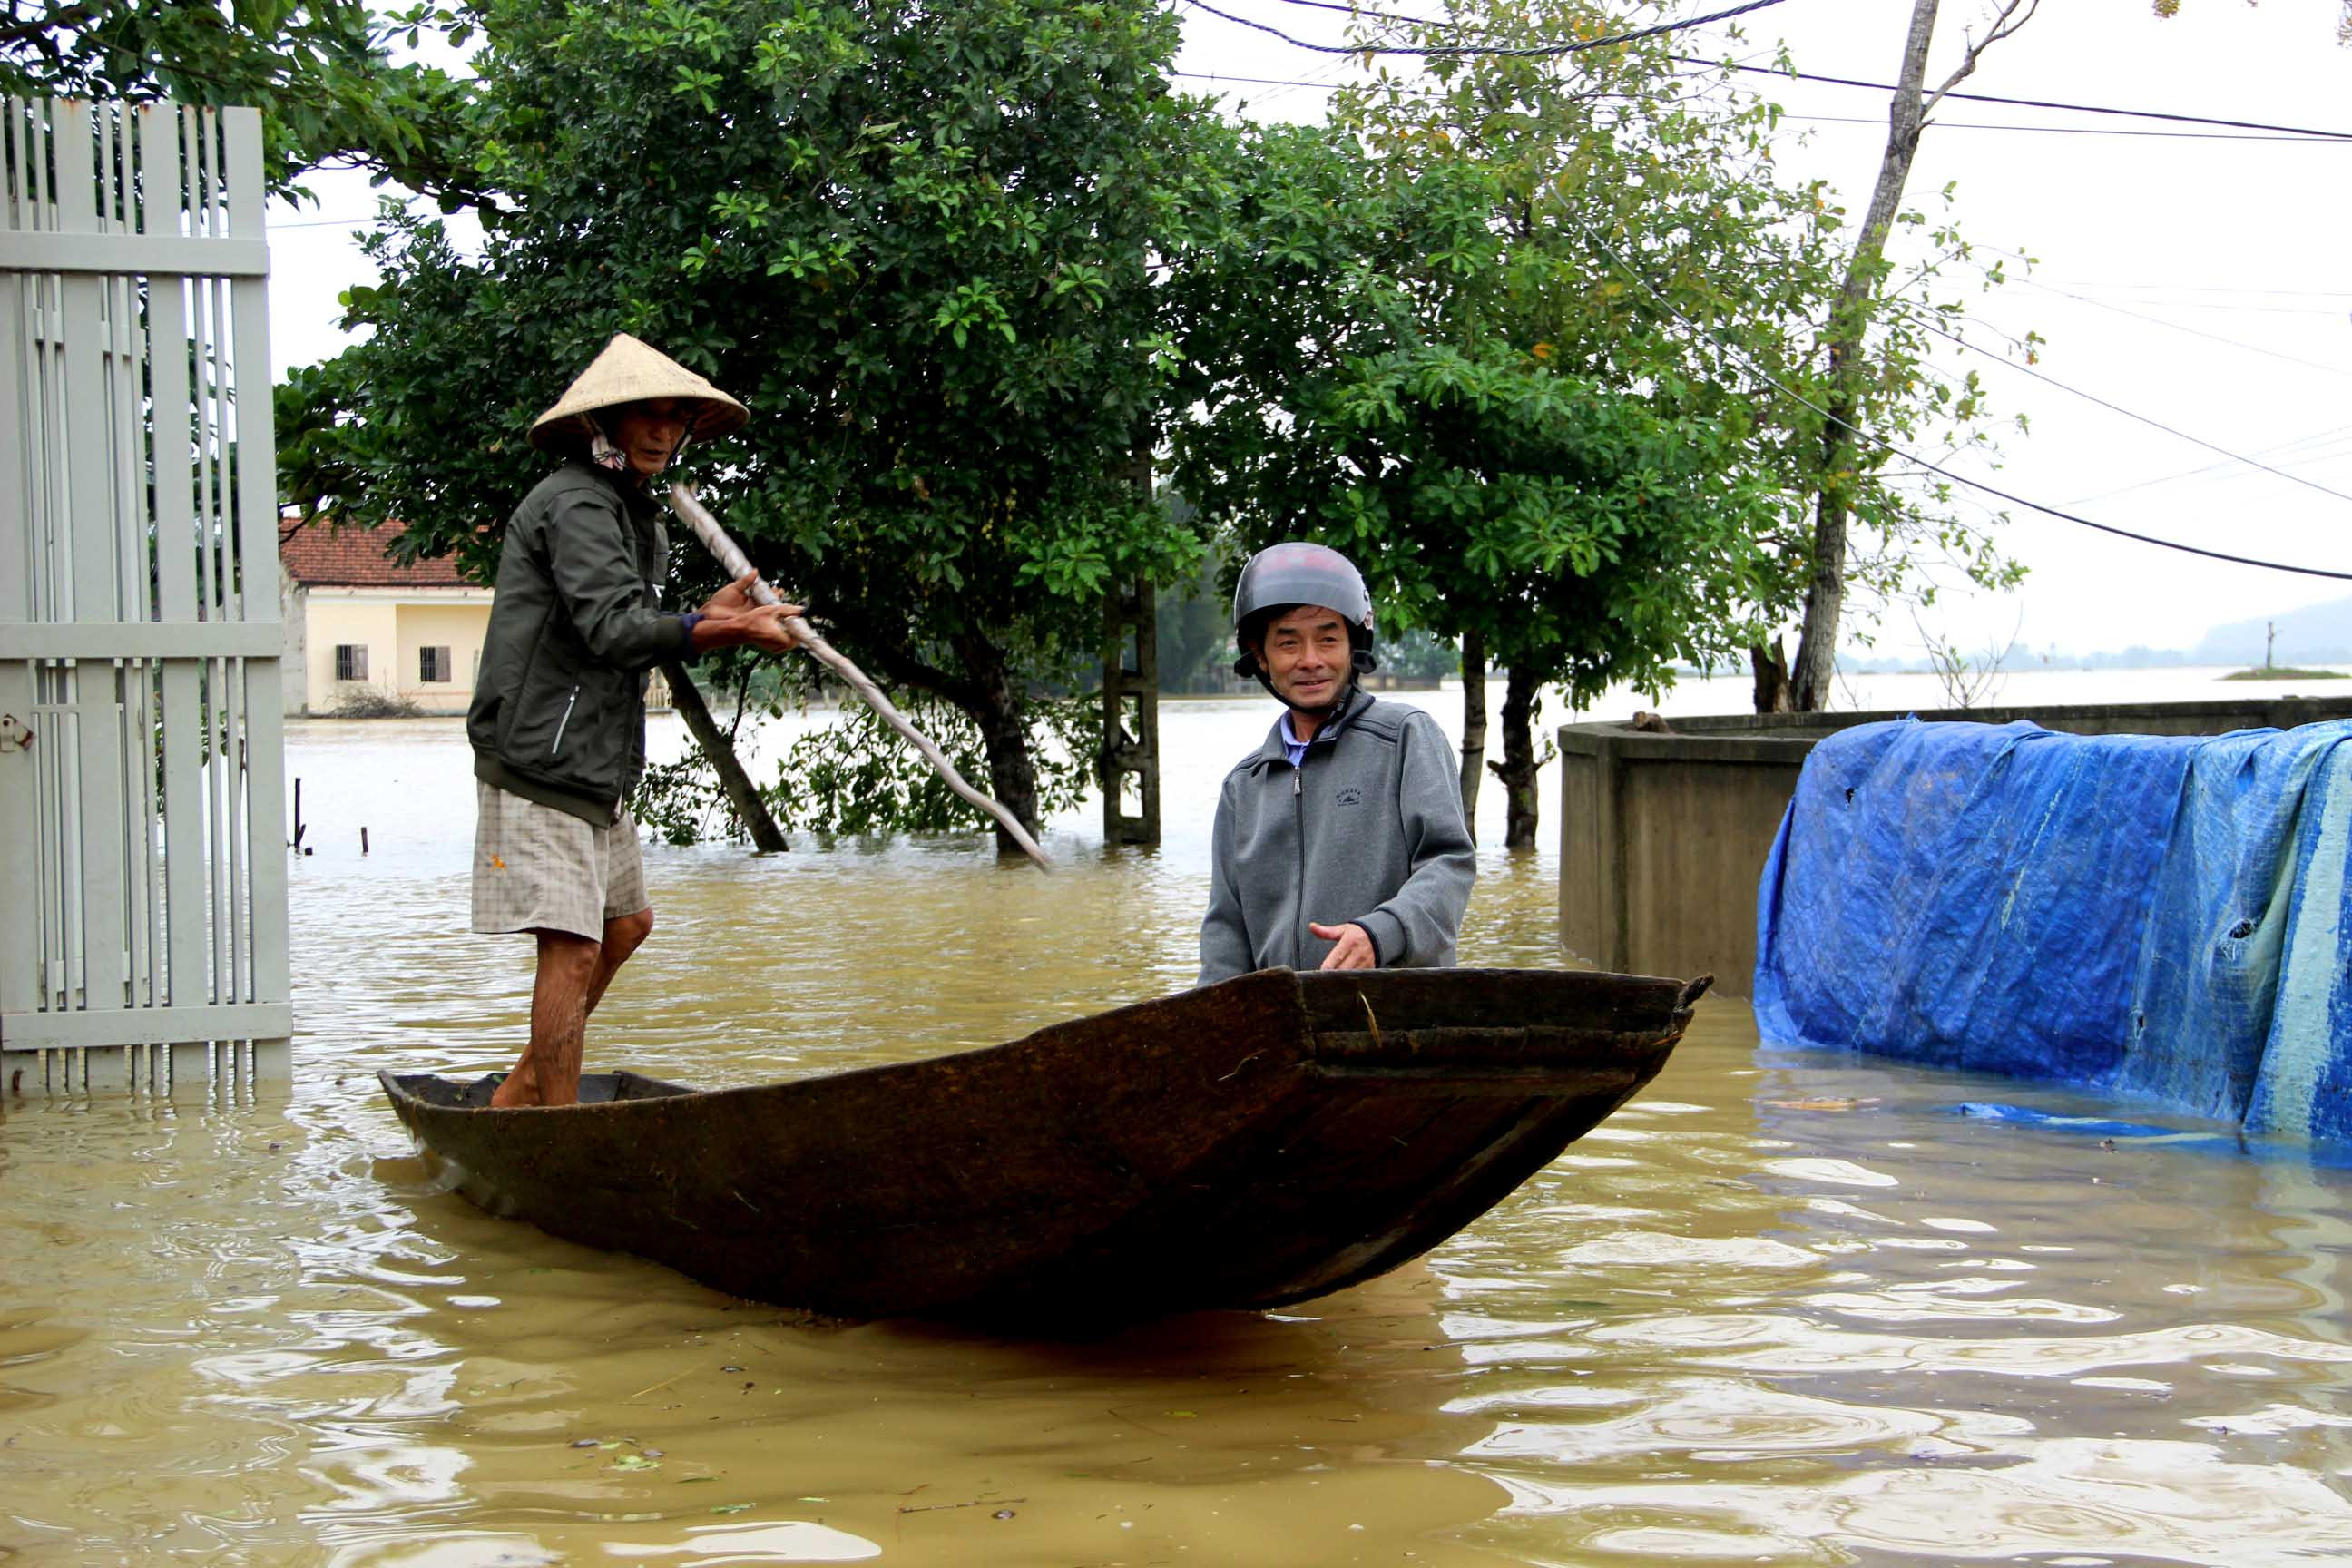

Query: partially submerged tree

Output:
[282, 0, 1220, 848]
[1170, 2, 1840, 847]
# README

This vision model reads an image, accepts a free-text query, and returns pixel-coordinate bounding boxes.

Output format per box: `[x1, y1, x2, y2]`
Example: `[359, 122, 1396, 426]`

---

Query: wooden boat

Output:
[379, 966, 1710, 1328]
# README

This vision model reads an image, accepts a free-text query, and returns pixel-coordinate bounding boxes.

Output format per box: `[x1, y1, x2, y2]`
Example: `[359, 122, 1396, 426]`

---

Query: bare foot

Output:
[489, 1068, 543, 1109]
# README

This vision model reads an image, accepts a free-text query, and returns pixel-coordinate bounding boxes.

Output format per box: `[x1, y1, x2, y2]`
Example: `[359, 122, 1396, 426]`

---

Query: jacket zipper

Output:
[1293, 757, 1308, 965]
[550, 684, 580, 757]
[1289, 693, 1349, 965]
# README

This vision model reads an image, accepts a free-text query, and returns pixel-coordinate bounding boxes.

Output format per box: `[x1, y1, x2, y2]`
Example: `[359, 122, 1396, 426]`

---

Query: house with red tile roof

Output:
[277, 518, 488, 716]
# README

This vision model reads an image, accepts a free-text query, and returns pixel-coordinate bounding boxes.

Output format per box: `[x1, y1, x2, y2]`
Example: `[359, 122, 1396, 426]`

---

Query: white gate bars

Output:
[0, 98, 291, 1095]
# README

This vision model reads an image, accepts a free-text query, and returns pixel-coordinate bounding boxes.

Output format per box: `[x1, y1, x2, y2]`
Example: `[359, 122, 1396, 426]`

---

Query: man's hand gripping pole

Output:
[670, 484, 1054, 872]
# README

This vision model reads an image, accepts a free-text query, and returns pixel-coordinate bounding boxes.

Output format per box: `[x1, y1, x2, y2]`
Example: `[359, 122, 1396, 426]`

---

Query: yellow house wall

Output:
[396, 602, 492, 715]
[300, 590, 490, 716]
[306, 598, 399, 713]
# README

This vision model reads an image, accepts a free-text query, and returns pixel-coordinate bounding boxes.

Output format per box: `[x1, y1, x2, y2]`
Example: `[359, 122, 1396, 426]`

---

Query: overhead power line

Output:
[1892, 307, 2352, 508]
[1677, 58, 2352, 142]
[1171, 73, 2338, 141]
[2067, 422, 2352, 509]
[1771, 113, 2346, 143]
[1181, 0, 1791, 59]
[1266, 0, 1449, 21]
[2026, 281, 2352, 377]
[1209, 0, 2352, 139]
[2041, 279, 2352, 299]
[2062, 298, 2351, 317]
[1577, 228, 2352, 581]
[1173, 69, 1356, 87]
[1966, 246, 2352, 383]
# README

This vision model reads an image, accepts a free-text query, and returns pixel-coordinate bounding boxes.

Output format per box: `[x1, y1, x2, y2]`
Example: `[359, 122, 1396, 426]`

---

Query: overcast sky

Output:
[264, 0, 2352, 662]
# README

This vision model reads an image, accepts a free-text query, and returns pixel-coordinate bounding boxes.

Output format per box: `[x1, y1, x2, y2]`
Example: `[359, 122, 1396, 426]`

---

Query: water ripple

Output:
[1586, 1316, 2352, 1377]
[1560, 1233, 1822, 1269]
[5, 710, 2350, 1567]
[1485, 1436, 2352, 1565]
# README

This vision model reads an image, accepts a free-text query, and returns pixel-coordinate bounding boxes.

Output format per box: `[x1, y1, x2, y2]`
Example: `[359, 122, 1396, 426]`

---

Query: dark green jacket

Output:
[467, 461, 697, 823]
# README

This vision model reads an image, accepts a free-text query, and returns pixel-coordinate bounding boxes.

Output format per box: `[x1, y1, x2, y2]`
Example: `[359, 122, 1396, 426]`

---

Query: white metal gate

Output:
[0, 98, 290, 1095]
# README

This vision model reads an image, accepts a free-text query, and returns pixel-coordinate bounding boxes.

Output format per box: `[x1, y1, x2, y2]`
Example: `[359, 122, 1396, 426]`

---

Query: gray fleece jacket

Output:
[1197, 687, 1476, 985]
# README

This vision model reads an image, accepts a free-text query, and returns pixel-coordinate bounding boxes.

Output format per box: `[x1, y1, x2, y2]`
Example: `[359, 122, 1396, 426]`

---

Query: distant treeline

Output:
[1156, 557, 1461, 694]
[1835, 646, 2352, 675]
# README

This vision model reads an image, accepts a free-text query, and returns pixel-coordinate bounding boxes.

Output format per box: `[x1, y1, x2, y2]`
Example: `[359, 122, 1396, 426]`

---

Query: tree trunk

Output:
[1749, 637, 1792, 714]
[1488, 664, 1542, 850]
[1788, 0, 1941, 712]
[660, 661, 788, 853]
[952, 631, 1042, 856]
[1457, 627, 1487, 839]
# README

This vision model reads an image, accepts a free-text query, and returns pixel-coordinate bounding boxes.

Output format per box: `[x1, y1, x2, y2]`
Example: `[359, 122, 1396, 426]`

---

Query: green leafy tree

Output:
[1175, 0, 2033, 844]
[1169, 5, 1845, 847]
[0, 0, 483, 202]
[1156, 551, 1238, 695]
[1381, 628, 1460, 682]
[281, 0, 1221, 847]
[769, 690, 1097, 838]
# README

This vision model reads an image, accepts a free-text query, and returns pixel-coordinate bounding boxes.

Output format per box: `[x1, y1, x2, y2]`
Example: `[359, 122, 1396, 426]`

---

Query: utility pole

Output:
[2266, 621, 2276, 671]
[1785, 0, 2039, 712]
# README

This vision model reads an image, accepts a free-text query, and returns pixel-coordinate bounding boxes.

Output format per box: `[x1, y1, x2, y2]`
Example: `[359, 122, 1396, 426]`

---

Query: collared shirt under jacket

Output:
[1197, 687, 1476, 986]
[467, 460, 699, 824]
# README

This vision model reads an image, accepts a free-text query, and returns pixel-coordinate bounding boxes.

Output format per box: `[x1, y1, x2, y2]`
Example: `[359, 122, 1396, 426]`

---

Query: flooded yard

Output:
[5, 687, 2350, 1565]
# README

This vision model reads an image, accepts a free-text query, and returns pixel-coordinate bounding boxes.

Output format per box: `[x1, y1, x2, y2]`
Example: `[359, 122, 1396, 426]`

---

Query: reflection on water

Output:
[5, 689, 2351, 1565]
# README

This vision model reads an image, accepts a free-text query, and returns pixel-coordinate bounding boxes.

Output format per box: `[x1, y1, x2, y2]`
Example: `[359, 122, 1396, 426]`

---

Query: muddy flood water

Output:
[6, 684, 2352, 1566]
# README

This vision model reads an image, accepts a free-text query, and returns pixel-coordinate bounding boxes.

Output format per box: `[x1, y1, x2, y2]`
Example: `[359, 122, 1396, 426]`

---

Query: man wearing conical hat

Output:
[467, 334, 802, 1109]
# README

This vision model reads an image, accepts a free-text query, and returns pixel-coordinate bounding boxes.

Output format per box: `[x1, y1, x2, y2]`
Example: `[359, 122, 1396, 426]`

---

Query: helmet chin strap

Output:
[1288, 697, 1340, 726]
[1276, 672, 1354, 724]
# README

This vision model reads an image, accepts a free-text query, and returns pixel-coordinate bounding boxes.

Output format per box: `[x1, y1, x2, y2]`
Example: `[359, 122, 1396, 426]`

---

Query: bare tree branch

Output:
[1923, 0, 2039, 121]
[0, 3, 105, 51]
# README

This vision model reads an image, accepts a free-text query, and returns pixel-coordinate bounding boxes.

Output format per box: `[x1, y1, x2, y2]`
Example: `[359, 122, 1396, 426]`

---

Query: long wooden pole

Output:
[668, 484, 1054, 872]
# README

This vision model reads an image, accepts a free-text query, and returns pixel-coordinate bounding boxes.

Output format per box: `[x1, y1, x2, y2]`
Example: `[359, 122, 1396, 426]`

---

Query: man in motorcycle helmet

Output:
[1197, 543, 1475, 985]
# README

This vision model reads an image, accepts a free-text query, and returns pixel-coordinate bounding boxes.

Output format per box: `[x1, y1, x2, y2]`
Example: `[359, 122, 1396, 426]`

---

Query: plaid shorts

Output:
[471, 781, 651, 941]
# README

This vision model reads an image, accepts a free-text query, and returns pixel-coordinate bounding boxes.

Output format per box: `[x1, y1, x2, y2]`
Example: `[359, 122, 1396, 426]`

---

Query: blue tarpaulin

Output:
[2243, 738, 2352, 1143]
[1755, 717, 2352, 1148]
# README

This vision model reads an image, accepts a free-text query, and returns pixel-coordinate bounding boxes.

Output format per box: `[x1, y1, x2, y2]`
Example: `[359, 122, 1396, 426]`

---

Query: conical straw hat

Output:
[528, 333, 750, 453]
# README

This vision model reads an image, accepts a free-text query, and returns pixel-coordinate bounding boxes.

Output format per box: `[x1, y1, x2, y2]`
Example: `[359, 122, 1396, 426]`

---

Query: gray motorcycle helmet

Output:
[1230, 542, 1379, 683]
